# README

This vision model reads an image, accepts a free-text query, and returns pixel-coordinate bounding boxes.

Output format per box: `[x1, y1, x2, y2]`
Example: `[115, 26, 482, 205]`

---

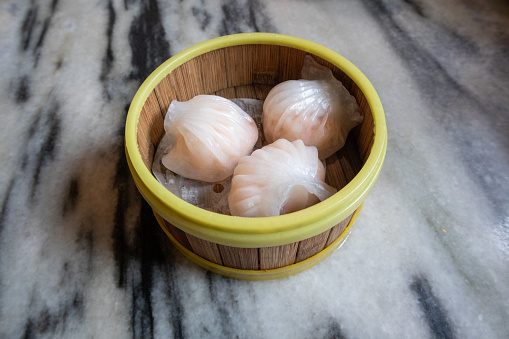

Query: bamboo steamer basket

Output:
[125, 33, 387, 280]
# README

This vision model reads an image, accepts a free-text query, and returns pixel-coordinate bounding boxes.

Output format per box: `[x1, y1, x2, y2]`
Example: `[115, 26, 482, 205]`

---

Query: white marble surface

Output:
[0, 0, 508, 338]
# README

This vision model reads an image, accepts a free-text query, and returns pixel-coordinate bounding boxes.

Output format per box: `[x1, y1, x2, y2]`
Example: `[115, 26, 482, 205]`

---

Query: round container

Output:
[125, 33, 387, 280]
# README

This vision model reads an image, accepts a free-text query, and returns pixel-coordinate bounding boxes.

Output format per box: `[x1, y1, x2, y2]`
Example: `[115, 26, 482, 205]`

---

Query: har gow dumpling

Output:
[161, 95, 258, 182]
[262, 55, 363, 159]
[228, 139, 337, 217]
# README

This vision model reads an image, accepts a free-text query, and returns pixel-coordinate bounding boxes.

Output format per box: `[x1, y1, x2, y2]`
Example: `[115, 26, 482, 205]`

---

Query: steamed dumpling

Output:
[162, 95, 258, 182]
[262, 55, 363, 159]
[228, 139, 337, 217]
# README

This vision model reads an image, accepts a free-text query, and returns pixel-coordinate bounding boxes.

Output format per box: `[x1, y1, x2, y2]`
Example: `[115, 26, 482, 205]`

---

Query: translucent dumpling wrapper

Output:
[162, 95, 258, 182]
[262, 55, 363, 159]
[228, 139, 337, 217]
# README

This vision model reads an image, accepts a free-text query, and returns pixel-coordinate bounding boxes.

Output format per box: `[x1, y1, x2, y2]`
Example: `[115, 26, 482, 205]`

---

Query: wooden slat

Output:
[141, 90, 164, 144]
[325, 211, 355, 248]
[253, 84, 273, 100]
[186, 234, 223, 265]
[234, 84, 257, 98]
[260, 243, 299, 270]
[357, 110, 375, 164]
[162, 220, 192, 251]
[253, 44, 280, 85]
[325, 153, 348, 191]
[170, 59, 203, 101]
[153, 75, 179, 115]
[197, 48, 228, 94]
[214, 87, 236, 99]
[136, 124, 153, 170]
[336, 136, 363, 183]
[137, 90, 164, 169]
[218, 245, 259, 270]
[332, 68, 355, 93]
[278, 46, 306, 82]
[225, 45, 254, 87]
[295, 229, 331, 263]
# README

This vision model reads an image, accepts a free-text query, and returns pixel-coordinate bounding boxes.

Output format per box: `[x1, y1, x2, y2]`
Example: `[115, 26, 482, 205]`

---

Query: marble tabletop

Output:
[1, 0, 508, 338]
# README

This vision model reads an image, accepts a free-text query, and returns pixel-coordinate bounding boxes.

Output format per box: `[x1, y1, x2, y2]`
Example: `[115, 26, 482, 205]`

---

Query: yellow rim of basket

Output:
[125, 33, 387, 248]
[154, 205, 361, 281]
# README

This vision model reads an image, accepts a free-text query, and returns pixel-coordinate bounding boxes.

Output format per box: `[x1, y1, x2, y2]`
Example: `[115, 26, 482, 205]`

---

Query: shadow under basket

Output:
[125, 33, 387, 280]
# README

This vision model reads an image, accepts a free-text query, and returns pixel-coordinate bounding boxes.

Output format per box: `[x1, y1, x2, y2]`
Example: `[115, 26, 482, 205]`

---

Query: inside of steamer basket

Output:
[136, 44, 375, 202]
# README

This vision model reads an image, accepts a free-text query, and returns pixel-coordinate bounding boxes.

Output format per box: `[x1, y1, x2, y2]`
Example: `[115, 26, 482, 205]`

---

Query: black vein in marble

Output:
[22, 291, 84, 339]
[100, 0, 117, 101]
[19, 0, 60, 66]
[20, 0, 38, 52]
[133, 201, 168, 339]
[112, 148, 146, 335]
[159, 249, 185, 339]
[128, 0, 170, 81]
[34, 15, 51, 65]
[20, 102, 61, 200]
[360, 0, 478, 98]
[192, 6, 212, 31]
[33, 110, 60, 197]
[129, 202, 187, 339]
[74, 228, 94, 274]
[410, 276, 455, 339]
[16, 0, 60, 104]
[402, 0, 425, 17]
[360, 0, 509, 217]
[21, 229, 93, 337]
[62, 177, 80, 216]
[325, 319, 347, 339]
[15, 75, 31, 104]
[0, 179, 15, 234]
[220, 0, 276, 35]
[124, 0, 136, 10]
[111, 123, 184, 338]
[206, 272, 243, 338]
[112, 146, 133, 290]
[111, 7, 179, 333]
